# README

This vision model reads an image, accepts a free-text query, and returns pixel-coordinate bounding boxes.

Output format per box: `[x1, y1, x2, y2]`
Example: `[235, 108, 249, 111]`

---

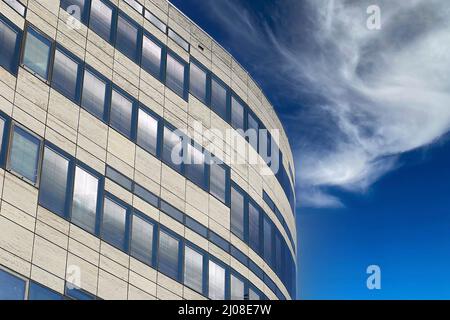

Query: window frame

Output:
[6, 122, 43, 186]
[184, 141, 208, 191]
[189, 58, 210, 105]
[4, 0, 27, 17]
[0, 266, 28, 300]
[161, 122, 185, 174]
[0, 13, 23, 75]
[81, 65, 111, 122]
[88, 0, 117, 44]
[230, 183, 248, 242]
[207, 256, 229, 300]
[0, 111, 11, 167]
[164, 49, 189, 101]
[141, 30, 166, 81]
[230, 94, 246, 132]
[136, 104, 161, 157]
[60, 0, 91, 25]
[109, 84, 138, 140]
[20, 23, 54, 82]
[208, 158, 230, 206]
[210, 74, 230, 122]
[156, 225, 183, 282]
[38, 142, 74, 219]
[70, 160, 104, 236]
[51, 44, 84, 104]
[100, 192, 131, 252]
[183, 242, 207, 296]
[130, 210, 157, 267]
[115, 10, 143, 63]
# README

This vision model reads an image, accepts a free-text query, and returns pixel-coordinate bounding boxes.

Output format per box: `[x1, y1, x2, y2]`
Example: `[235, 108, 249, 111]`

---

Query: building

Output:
[0, 0, 296, 300]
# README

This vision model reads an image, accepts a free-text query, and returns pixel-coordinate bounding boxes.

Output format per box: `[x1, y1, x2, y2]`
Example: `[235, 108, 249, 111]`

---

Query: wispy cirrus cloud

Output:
[191, 0, 450, 208]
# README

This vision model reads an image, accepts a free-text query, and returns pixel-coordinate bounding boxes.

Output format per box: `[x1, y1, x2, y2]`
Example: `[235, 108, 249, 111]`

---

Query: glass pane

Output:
[71, 167, 99, 234]
[211, 78, 227, 120]
[52, 49, 81, 102]
[4, 0, 26, 16]
[116, 14, 139, 61]
[231, 187, 245, 240]
[137, 108, 158, 156]
[9, 126, 41, 184]
[248, 288, 260, 300]
[124, 0, 143, 13]
[81, 69, 107, 120]
[23, 27, 51, 79]
[102, 197, 127, 250]
[105, 166, 132, 191]
[158, 230, 179, 280]
[39, 147, 69, 217]
[189, 62, 207, 103]
[208, 260, 225, 300]
[210, 163, 226, 203]
[0, 269, 26, 300]
[230, 275, 245, 300]
[247, 113, 259, 151]
[168, 29, 189, 51]
[141, 34, 162, 78]
[162, 126, 183, 172]
[263, 217, 273, 265]
[89, 0, 114, 43]
[65, 286, 96, 300]
[248, 202, 260, 252]
[184, 246, 203, 293]
[231, 97, 245, 131]
[110, 89, 133, 138]
[166, 53, 185, 98]
[185, 144, 205, 188]
[130, 215, 154, 265]
[28, 282, 64, 300]
[144, 10, 166, 33]
[0, 17, 21, 74]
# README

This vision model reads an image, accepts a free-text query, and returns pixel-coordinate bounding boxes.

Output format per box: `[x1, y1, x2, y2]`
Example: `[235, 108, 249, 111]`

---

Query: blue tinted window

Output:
[263, 217, 273, 266]
[209, 231, 229, 252]
[81, 68, 108, 120]
[110, 88, 135, 138]
[130, 214, 155, 266]
[39, 146, 70, 218]
[230, 274, 245, 300]
[60, 0, 89, 24]
[141, 33, 163, 79]
[52, 47, 83, 103]
[124, 0, 143, 14]
[185, 143, 206, 189]
[248, 287, 261, 300]
[105, 166, 132, 191]
[28, 282, 64, 300]
[208, 260, 225, 300]
[248, 201, 260, 253]
[0, 269, 26, 300]
[166, 52, 186, 99]
[9, 125, 41, 184]
[71, 166, 100, 234]
[144, 10, 166, 33]
[102, 196, 129, 251]
[137, 107, 159, 156]
[184, 245, 203, 294]
[231, 96, 245, 131]
[0, 15, 22, 75]
[89, 0, 115, 43]
[22, 26, 52, 80]
[185, 216, 207, 238]
[134, 184, 159, 208]
[209, 162, 228, 204]
[116, 13, 141, 62]
[162, 126, 183, 173]
[4, 0, 26, 16]
[0, 116, 8, 166]
[158, 230, 180, 280]
[160, 200, 184, 223]
[211, 77, 227, 120]
[65, 285, 96, 300]
[168, 28, 189, 51]
[247, 112, 259, 151]
[230, 186, 245, 241]
[189, 61, 207, 103]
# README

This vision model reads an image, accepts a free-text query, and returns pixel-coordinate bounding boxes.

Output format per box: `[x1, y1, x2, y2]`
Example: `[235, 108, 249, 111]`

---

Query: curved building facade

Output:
[0, 0, 296, 300]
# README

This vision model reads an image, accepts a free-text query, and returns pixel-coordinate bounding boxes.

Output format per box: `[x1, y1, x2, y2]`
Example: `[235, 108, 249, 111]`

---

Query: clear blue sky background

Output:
[170, 0, 450, 299]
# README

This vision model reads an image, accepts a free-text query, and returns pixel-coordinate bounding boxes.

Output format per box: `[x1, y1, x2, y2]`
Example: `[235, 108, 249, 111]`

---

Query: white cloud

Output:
[199, 0, 450, 208]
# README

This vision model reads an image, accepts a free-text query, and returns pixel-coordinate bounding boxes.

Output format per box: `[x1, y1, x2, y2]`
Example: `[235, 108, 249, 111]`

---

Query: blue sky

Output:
[170, 0, 450, 299]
